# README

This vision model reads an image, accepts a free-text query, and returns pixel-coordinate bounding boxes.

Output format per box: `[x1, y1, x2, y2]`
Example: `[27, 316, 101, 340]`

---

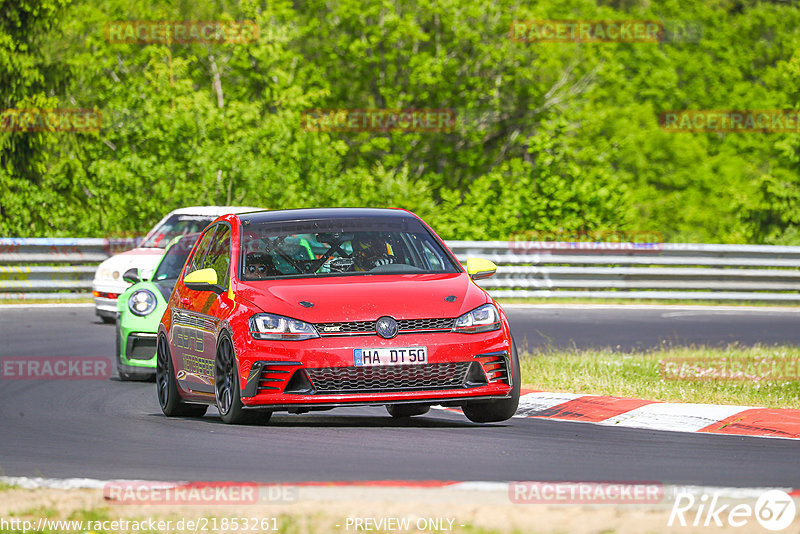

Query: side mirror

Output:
[184, 268, 222, 293]
[122, 268, 140, 284]
[466, 258, 497, 280]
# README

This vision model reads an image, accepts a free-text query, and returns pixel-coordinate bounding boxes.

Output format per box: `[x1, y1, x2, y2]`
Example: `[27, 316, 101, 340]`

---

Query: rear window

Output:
[239, 217, 459, 280]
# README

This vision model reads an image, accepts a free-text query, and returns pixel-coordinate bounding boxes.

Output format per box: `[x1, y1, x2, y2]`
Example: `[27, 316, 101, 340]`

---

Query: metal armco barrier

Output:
[449, 241, 800, 301]
[3, 238, 800, 301]
[0, 238, 117, 300]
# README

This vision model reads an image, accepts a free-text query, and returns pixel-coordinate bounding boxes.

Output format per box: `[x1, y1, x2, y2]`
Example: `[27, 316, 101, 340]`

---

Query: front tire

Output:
[462, 336, 521, 423]
[215, 335, 271, 425]
[156, 335, 207, 417]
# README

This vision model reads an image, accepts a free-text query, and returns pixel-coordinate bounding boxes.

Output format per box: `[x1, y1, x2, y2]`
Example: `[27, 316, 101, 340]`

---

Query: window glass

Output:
[185, 227, 216, 277]
[204, 225, 231, 289]
[153, 234, 200, 281]
[240, 217, 459, 280]
[420, 239, 446, 271]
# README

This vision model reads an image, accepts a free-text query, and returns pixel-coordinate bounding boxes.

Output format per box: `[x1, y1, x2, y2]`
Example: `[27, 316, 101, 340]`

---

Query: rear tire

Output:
[462, 336, 521, 423]
[156, 335, 207, 417]
[386, 404, 430, 418]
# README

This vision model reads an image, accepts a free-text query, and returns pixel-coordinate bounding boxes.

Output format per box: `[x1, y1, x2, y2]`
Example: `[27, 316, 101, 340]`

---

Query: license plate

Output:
[354, 347, 428, 366]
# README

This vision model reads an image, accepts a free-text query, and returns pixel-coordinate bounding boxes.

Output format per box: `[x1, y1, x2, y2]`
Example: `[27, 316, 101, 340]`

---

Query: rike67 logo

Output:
[669, 490, 797, 531]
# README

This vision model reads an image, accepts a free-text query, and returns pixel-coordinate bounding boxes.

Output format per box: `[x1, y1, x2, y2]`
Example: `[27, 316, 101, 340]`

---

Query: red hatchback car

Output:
[156, 208, 520, 424]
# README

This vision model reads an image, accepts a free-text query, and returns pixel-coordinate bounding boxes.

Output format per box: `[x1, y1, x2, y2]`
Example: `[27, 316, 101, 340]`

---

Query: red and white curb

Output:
[512, 391, 800, 440]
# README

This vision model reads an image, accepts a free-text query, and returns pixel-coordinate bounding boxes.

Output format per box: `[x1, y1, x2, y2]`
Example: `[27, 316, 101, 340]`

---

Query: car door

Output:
[170, 223, 233, 395]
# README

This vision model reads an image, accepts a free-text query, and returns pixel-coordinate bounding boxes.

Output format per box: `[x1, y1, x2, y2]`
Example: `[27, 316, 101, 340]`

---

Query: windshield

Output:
[239, 217, 459, 280]
[152, 236, 199, 281]
[140, 214, 214, 249]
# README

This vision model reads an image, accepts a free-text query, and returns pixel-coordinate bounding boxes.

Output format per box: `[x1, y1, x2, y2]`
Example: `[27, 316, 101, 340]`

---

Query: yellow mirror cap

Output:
[184, 268, 218, 285]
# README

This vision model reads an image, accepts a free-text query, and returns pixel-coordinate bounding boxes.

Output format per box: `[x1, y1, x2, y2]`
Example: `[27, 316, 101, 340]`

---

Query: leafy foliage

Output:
[1, 0, 800, 242]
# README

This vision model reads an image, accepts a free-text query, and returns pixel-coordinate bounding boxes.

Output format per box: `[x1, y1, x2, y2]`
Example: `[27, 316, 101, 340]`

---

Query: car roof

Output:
[169, 206, 262, 216]
[239, 207, 414, 224]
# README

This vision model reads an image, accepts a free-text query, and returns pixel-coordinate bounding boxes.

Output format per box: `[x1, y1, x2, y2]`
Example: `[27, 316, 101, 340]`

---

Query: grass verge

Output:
[520, 344, 800, 409]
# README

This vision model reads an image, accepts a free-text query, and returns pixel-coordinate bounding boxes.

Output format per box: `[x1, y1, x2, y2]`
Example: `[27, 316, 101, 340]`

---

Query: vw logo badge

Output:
[376, 316, 399, 339]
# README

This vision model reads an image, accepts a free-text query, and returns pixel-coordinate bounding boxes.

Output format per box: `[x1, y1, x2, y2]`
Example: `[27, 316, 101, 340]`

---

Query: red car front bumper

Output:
[234, 330, 514, 409]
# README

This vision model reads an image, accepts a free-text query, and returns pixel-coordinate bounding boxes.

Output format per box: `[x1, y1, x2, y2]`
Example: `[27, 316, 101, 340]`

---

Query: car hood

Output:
[93, 248, 165, 284]
[236, 273, 488, 322]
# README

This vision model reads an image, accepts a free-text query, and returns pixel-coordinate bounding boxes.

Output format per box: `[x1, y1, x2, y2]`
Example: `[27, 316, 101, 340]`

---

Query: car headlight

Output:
[128, 289, 157, 317]
[249, 313, 319, 341]
[452, 304, 501, 334]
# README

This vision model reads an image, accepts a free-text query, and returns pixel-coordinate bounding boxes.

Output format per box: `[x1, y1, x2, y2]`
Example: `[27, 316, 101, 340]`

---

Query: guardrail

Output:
[0, 238, 111, 300]
[3, 238, 800, 301]
[449, 241, 800, 301]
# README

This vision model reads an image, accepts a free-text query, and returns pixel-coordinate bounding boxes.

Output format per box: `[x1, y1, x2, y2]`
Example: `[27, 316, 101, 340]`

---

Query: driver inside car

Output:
[244, 253, 279, 279]
[352, 233, 396, 270]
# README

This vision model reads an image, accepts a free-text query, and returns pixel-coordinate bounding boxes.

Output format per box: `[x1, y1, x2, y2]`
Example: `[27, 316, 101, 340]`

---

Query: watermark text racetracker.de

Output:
[510, 481, 663, 504]
[660, 110, 800, 133]
[0, 516, 280, 533]
[103, 481, 298, 505]
[661, 357, 800, 382]
[1, 357, 110, 380]
[0, 109, 101, 133]
[510, 20, 663, 43]
[508, 229, 664, 254]
[302, 109, 456, 133]
[105, 20, 258, 44]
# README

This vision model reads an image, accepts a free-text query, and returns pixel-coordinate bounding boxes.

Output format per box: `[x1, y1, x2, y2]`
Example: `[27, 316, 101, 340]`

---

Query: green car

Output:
[115, 234, 198, 380]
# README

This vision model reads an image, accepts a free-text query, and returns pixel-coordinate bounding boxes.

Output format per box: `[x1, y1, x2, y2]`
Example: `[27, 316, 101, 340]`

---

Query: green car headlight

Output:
[452, 304, 501, 334]
[128, 289, 157, 317]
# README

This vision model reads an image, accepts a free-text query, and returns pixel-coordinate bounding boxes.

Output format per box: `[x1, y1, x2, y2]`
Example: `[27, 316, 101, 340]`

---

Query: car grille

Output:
[316, 321, 375, 335]
[305, 362, 472, 393]
[399, 318, 455, 331]
[315, 317, 455, 336]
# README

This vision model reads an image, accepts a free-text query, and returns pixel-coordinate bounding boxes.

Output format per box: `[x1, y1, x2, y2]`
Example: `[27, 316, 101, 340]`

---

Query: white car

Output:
[92, 206, 260, 323]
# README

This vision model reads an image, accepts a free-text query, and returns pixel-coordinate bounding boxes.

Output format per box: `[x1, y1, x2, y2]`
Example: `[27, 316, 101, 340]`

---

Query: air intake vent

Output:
[242, 360, 301, 397]
[464, 361, 489, 387]
[475, 351, 510, 384]
[284, 369, 315, 394]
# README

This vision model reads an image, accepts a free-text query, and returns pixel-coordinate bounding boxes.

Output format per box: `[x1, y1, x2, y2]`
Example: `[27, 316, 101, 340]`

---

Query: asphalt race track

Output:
[0, 304, 798, 487]
[503, 304, 800, 351]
